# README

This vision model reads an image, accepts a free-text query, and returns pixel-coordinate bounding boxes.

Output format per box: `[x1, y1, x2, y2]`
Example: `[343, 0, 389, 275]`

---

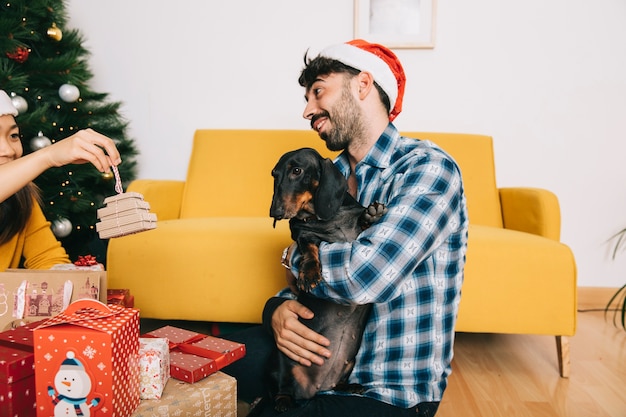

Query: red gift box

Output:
[0, 345, 36, 417]
[107, 288, 135, 308]
[0, 320, 42, 351]
[34, 299, 140, 417]
[144, 326, 245, 383]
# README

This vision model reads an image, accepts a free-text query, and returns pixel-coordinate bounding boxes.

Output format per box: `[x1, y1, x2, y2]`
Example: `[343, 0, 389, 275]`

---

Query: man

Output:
[226, 39, 468, 417]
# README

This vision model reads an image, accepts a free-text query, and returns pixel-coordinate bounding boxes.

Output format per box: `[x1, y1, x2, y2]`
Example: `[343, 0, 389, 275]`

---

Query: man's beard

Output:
[318, 87, 366, 152]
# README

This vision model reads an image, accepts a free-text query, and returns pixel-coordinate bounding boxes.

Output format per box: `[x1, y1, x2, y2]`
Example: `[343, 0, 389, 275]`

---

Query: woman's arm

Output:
[0, 129, 121, 202]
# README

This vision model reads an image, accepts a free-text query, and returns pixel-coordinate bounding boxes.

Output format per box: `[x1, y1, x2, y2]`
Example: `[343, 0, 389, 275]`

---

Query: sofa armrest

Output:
[499, 187, 561, 241]
[127, 179, 185, 221]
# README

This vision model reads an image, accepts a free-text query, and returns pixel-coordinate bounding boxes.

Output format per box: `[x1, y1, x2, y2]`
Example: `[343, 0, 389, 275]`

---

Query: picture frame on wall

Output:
[354, 0, 437, 49]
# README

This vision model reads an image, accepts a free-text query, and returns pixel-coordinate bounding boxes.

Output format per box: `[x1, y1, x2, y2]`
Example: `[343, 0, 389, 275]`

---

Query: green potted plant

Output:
[606, 228, 626, 330]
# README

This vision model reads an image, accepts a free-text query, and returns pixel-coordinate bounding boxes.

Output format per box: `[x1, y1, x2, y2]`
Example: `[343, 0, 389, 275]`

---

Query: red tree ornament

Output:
[6, 46, 30, 63]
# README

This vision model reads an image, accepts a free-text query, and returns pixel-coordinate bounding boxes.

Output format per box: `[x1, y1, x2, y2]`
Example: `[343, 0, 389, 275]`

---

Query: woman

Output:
[0, 90, 122, 269]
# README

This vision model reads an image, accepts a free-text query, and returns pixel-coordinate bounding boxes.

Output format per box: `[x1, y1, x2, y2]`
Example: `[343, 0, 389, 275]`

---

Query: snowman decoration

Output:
[48, 351, 101, 417]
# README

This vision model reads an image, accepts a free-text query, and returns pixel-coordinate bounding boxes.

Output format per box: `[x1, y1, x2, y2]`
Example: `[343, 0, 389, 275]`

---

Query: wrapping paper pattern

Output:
[132, 371, 236, 417]
[34, 300, 140, 417]
[139, 337, 170, 399]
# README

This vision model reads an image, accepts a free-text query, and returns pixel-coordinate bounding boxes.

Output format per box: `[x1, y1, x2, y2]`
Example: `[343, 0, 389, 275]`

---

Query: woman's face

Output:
[0, 114, 22, 166]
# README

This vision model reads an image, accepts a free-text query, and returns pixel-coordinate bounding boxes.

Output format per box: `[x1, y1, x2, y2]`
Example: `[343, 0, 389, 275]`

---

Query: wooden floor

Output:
[437, 311, 626, 417]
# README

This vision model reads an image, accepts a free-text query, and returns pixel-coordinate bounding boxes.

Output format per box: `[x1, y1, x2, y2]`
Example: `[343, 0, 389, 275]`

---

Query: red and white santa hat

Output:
[320, 39, 406, 121]
[0, 90, 19, 117]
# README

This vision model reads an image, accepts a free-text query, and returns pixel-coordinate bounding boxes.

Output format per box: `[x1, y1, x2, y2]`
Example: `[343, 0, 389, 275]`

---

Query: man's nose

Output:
[302, 100, 316, 120]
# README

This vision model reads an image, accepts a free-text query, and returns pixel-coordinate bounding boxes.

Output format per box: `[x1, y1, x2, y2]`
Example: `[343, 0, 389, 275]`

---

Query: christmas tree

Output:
[0, 0, 138, 263]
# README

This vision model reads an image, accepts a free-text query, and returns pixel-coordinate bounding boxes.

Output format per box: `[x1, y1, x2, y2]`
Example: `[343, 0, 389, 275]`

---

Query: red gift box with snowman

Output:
[33, 299, 140, 417]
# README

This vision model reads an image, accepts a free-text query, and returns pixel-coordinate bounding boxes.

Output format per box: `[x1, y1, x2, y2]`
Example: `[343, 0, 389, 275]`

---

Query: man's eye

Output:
[314, 88, 322, 96]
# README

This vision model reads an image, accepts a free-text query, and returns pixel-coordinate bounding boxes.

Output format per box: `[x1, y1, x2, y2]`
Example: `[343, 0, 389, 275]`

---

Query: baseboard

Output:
[578, 286, 620, 311]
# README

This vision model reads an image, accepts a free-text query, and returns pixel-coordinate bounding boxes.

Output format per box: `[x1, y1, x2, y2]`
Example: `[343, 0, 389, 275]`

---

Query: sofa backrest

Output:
[180, 130, 503, 228]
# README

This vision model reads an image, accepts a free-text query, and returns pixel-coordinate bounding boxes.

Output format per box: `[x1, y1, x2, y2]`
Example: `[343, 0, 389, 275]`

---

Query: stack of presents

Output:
[0, 266, 245, 417]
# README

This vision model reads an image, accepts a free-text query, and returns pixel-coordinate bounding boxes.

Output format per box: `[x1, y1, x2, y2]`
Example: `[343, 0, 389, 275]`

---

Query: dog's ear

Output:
[315, 158, 348, 221]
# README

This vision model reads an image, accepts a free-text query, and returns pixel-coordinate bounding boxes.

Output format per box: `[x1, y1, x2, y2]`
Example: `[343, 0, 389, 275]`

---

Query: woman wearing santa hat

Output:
[226, 40, 468, 417]
[0, 89, 121, 270]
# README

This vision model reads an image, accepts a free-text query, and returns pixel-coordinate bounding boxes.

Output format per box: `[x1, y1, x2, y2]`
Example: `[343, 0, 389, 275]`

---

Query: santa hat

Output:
[320, 39, 406, 121]
[0, 90, 19, 117]
[60, 351, 85, 371]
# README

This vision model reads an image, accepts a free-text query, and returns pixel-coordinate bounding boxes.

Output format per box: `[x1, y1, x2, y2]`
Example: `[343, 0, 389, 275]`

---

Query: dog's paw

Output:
[273, 394, 296, 413]
[361, 202, 387, 227]
[298, 265, 322, 292]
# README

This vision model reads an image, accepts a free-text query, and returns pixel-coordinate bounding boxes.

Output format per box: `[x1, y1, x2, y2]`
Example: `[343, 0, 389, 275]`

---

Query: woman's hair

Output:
[0, 183, 40, 245]
[297, 52, 391, 114]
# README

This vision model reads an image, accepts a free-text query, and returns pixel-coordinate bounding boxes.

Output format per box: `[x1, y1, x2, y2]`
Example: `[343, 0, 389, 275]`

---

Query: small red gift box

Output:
[144, 326, 245, 383]
[0, 320, 42, 351]
[34, 299, 140, 416]
[107, 288, 135, 308]
[0, 345, 36, 417]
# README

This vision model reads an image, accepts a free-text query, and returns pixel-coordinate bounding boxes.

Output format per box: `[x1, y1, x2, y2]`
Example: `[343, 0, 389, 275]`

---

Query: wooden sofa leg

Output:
[555, 336, 570, 378]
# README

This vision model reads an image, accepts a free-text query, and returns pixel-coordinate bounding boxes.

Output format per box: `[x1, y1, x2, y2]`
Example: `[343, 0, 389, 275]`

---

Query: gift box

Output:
[0, 269, 107, 331]
[139, 337, 170, 399]
[0, 345, 36, 417]
[34, 299, 140, 417]
[107, 288, 135, 308]
[96, 192, 157, 239]
[132, 371, 236, 417]
[144, 326, 245, 383]
[0, 319, 42, 351]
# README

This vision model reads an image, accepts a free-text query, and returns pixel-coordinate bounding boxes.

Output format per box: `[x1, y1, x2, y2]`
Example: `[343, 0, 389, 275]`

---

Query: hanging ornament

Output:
[10, 92, 28, 114]
[30, 131, 53, 151]
[102, 171, 114, 181]
[6, 46, 30, 63]
[58, 83, 80, 103]
[51, 217, 73, 238]
[47, 23, 63, 41]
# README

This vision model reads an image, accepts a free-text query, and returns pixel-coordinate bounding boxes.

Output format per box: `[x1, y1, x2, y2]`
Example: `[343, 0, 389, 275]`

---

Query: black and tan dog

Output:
[268, 147, 385, 412]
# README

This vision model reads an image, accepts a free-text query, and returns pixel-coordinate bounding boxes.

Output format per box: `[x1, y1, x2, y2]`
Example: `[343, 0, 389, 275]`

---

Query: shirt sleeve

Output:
[21, 203, 70, 269]
[291, 147, 465, 305]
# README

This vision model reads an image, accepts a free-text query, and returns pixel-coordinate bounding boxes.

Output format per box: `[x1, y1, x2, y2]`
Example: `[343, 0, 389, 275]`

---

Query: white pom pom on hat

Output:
[0, 90, 19, 117]
[60, 351, 85, 370]
[320, 39, 406, 121]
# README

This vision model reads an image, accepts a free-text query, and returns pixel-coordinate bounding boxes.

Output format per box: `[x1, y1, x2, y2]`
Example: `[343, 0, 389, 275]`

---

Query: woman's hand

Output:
[42, 128, 121, 172]
[271, 300, 331, 367]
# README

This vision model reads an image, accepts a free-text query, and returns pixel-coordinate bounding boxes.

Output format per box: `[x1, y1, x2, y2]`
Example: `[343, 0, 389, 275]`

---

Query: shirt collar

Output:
[335, 123, 399, 175]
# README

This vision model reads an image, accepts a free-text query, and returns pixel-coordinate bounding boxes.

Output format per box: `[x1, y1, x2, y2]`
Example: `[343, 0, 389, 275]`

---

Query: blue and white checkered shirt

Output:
[281, 124, 468, 408]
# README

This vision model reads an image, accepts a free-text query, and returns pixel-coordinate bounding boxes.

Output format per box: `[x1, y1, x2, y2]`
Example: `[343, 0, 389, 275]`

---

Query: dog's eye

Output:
[292, 167, 302, 176]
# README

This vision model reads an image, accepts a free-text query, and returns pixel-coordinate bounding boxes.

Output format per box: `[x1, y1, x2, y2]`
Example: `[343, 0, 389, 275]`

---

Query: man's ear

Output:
[314, 158, 348, 221]
[356, 71, 375, 99]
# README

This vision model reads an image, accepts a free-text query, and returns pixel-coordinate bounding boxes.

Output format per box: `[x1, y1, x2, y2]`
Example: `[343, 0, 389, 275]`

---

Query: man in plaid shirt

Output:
[228, 40, 468, 417]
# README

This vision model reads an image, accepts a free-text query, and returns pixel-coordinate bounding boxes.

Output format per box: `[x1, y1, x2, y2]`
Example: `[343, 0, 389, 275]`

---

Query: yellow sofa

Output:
[107, 130, 577, 376]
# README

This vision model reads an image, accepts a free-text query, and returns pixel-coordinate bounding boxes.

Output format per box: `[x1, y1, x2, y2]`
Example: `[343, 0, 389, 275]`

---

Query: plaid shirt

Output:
[282, 124, 468, 408]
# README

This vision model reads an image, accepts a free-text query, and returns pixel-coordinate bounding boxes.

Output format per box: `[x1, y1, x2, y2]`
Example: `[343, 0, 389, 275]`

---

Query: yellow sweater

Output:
[0, 202, 70, 270]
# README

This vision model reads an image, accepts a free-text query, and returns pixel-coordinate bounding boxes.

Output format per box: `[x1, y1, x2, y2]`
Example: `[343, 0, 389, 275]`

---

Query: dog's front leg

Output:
[297, 239, 322, 292]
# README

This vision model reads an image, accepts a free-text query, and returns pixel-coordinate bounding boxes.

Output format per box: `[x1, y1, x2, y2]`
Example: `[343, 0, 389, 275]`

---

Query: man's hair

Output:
[298, 52, 391, 114]
[0, 183, 39, 245]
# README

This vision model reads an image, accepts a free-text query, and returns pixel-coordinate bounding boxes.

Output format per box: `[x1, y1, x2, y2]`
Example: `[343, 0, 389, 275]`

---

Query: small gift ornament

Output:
[96, 166, 157, 239]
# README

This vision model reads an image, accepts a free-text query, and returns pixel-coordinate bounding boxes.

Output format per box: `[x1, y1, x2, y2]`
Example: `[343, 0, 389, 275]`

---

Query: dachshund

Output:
[268, 147, 385, 413]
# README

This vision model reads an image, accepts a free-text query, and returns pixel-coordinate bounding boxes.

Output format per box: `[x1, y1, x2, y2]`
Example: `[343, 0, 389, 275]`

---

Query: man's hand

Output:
[271, 300, 331, 367]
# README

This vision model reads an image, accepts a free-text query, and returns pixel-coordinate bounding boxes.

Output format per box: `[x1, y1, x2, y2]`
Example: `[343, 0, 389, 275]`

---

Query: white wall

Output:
[67, 0, 626, 288]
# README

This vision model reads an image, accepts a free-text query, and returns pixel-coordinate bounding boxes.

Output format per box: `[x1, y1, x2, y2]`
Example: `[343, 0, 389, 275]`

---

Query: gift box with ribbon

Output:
[33, 299, 140, 416]
[0, 345, 36, 417]
[143, 326, 245, 383]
